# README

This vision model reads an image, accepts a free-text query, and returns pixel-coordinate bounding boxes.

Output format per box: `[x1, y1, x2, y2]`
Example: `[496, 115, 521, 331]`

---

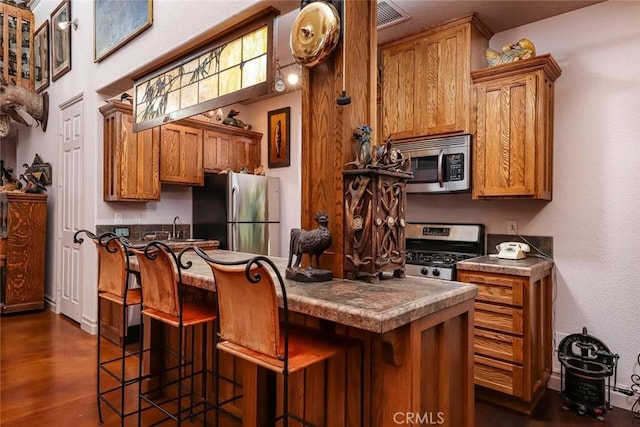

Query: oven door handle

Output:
[437, 149, 445, 187]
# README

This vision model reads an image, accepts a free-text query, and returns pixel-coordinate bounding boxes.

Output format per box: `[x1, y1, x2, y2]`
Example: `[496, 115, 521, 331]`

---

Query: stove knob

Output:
[420, 267, 429, 275]
[432, 268, 440, 277]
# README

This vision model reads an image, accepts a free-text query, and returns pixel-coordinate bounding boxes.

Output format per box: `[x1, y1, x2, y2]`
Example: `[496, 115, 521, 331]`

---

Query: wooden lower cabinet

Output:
[457, 263, 553, 414]
[0, 192, 47, 314]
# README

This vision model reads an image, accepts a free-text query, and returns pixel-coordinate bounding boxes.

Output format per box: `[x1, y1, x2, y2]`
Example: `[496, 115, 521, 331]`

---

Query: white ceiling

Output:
[276, 0, 603, 65]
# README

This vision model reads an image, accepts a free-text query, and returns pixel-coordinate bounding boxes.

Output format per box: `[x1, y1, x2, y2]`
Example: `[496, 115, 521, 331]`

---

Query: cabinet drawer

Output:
[474, 328, 523, 363]
[474, 354, 524, 397]
[457, 271, 524, 306]
[475, 301, 523, 334]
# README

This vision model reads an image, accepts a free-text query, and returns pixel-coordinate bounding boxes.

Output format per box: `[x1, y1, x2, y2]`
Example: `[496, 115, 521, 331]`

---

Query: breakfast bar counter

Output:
[134, 249, 478, 426]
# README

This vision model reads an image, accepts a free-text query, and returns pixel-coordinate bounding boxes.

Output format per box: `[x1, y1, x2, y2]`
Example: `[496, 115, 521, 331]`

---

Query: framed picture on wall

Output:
[267, 107, 291, 168]
[33, 21, 50, 92]
[94, 0, 153, 62]
[51, 0, 71, 81]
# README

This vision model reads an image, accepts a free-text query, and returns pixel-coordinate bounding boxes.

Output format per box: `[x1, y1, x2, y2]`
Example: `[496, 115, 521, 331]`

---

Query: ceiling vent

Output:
[377, 0, 410, 30]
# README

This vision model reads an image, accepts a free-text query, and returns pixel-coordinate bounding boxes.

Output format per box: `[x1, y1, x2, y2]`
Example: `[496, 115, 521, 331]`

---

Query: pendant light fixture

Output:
[274, 58, 286, 92]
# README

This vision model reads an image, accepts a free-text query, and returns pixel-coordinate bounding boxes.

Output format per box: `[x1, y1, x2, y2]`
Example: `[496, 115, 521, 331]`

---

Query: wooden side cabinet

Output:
[456, 257, 553, 414]
[0, 3, 34, 90]
[100, 101, 160, 201]
[1, 192, 47, 314]
[380, 14, 491, 140]
[160, 123, 204, 185]
[471, 54, 562, 200]
[343, 169, 410, 282]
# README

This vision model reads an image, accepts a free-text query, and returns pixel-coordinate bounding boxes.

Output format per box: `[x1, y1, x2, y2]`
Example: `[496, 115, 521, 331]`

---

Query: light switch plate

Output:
[114, 227, 130, 237]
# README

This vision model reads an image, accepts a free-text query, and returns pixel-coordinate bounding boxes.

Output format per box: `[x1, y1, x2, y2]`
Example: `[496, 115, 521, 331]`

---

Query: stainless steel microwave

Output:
[400, 134, 471, 193]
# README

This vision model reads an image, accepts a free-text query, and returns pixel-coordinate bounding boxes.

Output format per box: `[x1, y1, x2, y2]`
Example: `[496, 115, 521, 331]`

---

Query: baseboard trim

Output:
[548, 370, 636, 412]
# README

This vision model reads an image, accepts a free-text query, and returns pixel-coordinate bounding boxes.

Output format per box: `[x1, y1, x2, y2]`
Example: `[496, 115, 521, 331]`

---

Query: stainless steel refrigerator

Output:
[192, 172, 280, 256]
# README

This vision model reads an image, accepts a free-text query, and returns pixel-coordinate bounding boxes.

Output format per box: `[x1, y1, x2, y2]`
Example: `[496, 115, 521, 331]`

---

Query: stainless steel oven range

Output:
[405, 223, 485, 280]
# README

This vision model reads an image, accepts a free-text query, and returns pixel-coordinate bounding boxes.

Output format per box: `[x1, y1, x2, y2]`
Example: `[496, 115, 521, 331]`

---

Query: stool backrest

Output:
[95, 236, 128, 297]
[207, 261, 283, 359]
[132, 245, 180, 318]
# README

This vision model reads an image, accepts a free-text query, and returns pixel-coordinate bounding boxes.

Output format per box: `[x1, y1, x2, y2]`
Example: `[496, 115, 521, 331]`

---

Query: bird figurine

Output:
[222, 109, 241, 127]
[120, 93, 133, 105]
[287, 211, 332, 270]
[486, 38, 536, 67]
[1, 165, 21, 191]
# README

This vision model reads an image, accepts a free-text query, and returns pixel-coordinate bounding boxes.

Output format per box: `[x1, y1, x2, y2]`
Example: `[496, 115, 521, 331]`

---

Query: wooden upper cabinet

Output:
[203, 130, 231, 172]
[381, 42, 417, 139]
[380, 15, 491, 140]
[100, 102, 160, 202]
[233, 135, 261, 173]
[202, 125, 262, 173]
[471, 55, 561, 200]
[0, 3, 34, 90]
[160, 123, 204, 185]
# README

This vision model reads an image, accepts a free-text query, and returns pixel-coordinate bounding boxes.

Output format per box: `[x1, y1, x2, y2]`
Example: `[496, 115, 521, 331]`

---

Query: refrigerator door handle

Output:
[231, 184, 239, 223]
[228, 222, 237, 251]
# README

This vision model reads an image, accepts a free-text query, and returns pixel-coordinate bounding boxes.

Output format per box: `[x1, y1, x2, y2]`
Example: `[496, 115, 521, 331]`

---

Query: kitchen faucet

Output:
[171, 216, 181, 240]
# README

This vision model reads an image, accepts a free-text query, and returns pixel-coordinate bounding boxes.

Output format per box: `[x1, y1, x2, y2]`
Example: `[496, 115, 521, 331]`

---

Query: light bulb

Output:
[287, 72, 299, 85]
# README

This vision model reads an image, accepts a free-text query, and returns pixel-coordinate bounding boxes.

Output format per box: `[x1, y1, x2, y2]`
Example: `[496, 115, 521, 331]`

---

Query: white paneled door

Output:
[59, 96, 83, 322]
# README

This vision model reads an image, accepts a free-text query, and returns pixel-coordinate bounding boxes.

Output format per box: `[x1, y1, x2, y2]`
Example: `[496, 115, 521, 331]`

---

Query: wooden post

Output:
[300, 0, 378, 278]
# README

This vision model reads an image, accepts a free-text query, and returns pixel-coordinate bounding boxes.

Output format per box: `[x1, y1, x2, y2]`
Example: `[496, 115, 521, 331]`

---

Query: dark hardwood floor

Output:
[1, 310, 638, 426]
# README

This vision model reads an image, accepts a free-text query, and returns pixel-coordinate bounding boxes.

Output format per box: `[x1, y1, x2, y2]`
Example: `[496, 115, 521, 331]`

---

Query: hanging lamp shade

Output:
[290, 1, 341, 68]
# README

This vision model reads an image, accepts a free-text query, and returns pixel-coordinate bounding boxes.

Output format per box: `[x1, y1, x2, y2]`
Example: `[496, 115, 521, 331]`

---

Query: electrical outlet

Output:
[507, 219, 518, 235]
[114, 213, 123, 224]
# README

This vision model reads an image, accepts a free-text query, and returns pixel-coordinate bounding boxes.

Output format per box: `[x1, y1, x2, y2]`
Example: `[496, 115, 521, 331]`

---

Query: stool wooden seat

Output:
[189, 249, 364, 427]
[131, 241, 217, 426]
[74, 230, 142, 426]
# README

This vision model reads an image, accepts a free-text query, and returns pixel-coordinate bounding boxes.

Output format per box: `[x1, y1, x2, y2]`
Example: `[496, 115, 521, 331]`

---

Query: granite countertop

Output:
[129, 239, 220, 251]
[130, 249, 478, 335]
[457, 255, 553, 277]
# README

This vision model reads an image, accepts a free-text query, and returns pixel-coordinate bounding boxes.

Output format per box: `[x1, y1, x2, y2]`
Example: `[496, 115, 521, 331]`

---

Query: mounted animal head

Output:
[0, 76, 49, 137]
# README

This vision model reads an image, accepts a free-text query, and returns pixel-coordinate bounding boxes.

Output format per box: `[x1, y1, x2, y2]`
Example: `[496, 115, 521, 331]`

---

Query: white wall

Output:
[408, 0, 640, 405]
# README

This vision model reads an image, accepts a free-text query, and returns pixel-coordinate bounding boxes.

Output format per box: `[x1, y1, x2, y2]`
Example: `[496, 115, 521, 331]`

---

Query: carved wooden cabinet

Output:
[100, 101, 160, 201]
[471, 54, 561, 200]
[0, 3, 33, 90]
[160, 122, 204, 185]
[456, 258, 553, 414]
[380, 14, 491, 140]
[343, 169, 410, 282]
[0, 192, 47, 314]
[203, 125, 262, 173]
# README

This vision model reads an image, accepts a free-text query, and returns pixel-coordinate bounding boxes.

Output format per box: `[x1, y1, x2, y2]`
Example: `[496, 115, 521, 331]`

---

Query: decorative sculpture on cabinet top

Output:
[0, 76, 49, 137]
[486, 38, 536, 67]
[286, 211, 333, 282]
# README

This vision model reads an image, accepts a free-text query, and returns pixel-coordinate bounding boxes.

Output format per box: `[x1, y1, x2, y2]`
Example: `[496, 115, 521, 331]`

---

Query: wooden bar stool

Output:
[189, 249, 364, 427]
[74, 230, 142, 426]
[130, 241, 217, 426]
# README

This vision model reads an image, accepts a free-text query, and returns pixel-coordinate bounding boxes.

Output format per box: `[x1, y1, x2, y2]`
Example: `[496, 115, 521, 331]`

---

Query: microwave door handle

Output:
[437, 149, 445, 187]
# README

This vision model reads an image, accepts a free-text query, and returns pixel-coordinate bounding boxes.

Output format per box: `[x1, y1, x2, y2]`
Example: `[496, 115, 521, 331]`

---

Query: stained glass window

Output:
[133, 20, 271, 132]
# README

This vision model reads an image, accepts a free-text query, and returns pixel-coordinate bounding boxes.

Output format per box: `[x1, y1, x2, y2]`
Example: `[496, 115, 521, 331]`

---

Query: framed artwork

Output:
[51, 0, 71, 81]
[33, 21, 50, 92]
[267, 107, 291, 168]
[94, 0, 153, 62]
